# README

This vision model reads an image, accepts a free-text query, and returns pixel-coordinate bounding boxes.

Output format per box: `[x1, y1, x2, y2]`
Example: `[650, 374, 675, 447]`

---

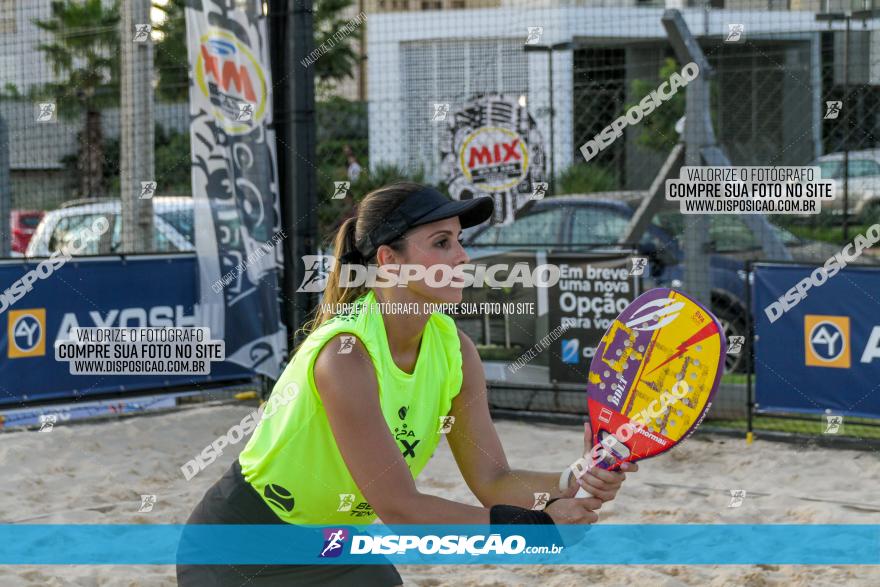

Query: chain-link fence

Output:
[0, 0, 192, 257]
[344, 0, 880, 445]
[2, 0, 878, 444]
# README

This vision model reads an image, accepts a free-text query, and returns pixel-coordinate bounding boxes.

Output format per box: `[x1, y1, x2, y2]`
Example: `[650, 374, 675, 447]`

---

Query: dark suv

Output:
[463, 196, 844, 372]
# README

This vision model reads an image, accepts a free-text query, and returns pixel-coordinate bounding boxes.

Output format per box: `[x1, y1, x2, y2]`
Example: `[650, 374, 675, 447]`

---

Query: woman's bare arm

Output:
[446, 330, 635, 509]
[445, 330, 569, 508]
[314, 333, 490, 524]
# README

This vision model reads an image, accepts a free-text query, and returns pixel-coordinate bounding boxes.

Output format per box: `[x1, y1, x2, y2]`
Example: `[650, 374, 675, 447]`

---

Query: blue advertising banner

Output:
[753, 263, 880, 418]
[0, 524, 877, 565]
[0, 255, 254, 407]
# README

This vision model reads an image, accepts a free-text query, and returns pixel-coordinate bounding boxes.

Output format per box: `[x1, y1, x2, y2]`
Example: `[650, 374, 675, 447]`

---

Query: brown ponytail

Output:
[299, 181, 427, 337]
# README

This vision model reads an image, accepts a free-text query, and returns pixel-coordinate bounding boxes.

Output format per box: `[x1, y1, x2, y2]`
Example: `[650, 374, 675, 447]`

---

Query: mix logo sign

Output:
[440, 94, 547, 225]
[194, 32, 267, 134]
[804, 315, 850, 369]
[8, 309, 46, 358]
[460, 127, 529, 192]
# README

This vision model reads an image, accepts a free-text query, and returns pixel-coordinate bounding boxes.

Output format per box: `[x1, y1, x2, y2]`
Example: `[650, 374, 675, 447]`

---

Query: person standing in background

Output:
[347, 153, 362, 183]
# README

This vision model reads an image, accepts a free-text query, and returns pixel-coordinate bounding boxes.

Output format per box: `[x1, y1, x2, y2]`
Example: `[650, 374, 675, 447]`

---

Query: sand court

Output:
[0, 404, 877, 586]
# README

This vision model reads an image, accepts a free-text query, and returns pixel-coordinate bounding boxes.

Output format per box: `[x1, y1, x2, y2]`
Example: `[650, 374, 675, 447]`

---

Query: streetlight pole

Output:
[524, 42, 572, 195]
[120, 0, 154, 253]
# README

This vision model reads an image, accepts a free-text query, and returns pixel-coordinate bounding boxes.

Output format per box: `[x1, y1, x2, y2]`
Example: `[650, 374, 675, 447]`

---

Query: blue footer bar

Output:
[0, 524, 877, 565]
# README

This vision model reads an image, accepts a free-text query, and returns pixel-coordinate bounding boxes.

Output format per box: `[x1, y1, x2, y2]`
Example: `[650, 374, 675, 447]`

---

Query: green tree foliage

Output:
[33, 0, 121, 198]
[627, 58, 684, 154]
[153, 124, 192, 194]
[555, 163, 618, 194]
[313, 0, 362, 94]
[152, 0, 188, 102]
[62, 124, 191, 197]
[152, 0, 363, 100]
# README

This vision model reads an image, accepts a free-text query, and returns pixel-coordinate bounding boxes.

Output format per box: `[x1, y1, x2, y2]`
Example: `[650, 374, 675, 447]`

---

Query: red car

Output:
[10, 210, 45, 254]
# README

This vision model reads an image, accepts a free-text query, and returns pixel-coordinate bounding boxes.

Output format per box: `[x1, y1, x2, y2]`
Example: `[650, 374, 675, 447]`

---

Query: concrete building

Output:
[367, 3, 877, 190]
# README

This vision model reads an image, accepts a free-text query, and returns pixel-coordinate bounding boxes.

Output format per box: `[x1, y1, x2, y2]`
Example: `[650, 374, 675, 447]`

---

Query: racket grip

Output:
[560, 465, 595, 498]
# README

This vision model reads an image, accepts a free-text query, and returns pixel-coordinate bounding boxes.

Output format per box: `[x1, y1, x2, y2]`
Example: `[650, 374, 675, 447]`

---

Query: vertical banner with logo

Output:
[547, 255, 637, 384]
[185, 0, 286, 378]
[440, 94, 546, 226]
[753, 264, 880, 418]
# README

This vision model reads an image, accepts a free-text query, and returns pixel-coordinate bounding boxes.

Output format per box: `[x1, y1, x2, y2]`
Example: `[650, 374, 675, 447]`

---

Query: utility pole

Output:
[662, 10, 712, 307]
[523, 41, 572, 194]
[120, 0, 154, 253]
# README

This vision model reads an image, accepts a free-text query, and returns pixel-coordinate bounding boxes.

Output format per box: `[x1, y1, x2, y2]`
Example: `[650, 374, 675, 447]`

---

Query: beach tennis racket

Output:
[568, 288, 727, 498]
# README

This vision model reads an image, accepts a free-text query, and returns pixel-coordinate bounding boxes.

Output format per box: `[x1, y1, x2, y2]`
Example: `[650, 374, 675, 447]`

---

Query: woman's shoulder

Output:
[310, 331, 380, 405]
[313, 331, 374, 377]
[428, 310, 459, 338]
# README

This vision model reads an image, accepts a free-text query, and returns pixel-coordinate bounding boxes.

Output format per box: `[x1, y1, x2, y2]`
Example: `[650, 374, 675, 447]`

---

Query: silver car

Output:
[813, 149, 880, 217]
[26, 197, 194, 257]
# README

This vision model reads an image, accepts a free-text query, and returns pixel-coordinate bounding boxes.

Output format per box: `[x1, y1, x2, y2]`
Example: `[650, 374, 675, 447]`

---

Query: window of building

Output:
[0, 0, 16, 34]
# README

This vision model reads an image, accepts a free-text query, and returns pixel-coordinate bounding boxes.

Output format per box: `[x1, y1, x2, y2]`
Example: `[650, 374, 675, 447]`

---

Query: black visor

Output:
[347, 186, 493, 261]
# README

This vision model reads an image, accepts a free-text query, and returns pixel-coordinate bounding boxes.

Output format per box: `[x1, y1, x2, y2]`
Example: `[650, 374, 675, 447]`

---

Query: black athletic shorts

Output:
[176, 459, 403, 587]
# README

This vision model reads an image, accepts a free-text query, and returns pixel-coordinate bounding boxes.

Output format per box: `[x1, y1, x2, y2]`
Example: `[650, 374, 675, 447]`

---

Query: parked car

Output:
[463, 196, 848, 373]
[26, 197, 194, 257]
[10, 210, 45, 254]
[812, 149, 880, 218]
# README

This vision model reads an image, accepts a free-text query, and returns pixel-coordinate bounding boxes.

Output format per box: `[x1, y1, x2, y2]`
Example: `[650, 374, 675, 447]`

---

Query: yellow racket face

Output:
[587, 288, 726, 463]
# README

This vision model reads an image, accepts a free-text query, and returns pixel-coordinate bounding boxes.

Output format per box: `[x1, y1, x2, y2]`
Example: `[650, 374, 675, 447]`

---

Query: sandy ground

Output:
[0, 403, 878, 586]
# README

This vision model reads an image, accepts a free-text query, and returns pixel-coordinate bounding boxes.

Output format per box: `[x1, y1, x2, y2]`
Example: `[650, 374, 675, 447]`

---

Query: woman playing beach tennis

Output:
[177, 182, 637, 586]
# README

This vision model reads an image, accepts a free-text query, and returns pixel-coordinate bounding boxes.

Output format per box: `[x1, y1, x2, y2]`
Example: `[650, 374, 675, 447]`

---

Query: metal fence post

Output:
[0, 115, 10, 258]
[746, 261, 754, 445]
[120, 0, 155, 253]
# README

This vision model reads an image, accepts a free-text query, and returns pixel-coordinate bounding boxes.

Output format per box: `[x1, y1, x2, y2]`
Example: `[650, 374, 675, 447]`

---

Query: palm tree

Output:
[151, 0, 361, 101]
[152, 0, 188, 102]
[33, 0, 121, 199]
[313, 0, 362, 91]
